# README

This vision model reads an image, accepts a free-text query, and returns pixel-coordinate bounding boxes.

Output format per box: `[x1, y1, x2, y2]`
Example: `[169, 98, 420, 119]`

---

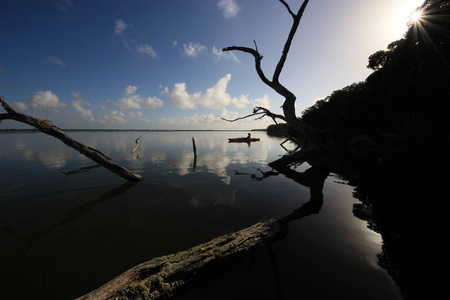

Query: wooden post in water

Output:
[192, 137, 198, 171]
[192, 137, 197, 158]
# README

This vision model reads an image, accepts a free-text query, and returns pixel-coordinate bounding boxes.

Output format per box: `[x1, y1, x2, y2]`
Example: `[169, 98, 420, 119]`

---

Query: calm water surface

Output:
[0, 131, 401, 299]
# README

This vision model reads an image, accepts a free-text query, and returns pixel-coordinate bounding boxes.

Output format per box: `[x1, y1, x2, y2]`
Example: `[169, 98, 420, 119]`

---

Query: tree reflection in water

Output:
[351, 177, 438, 300]
[237, 163, 437, 300]
[234, 165, 329, 299]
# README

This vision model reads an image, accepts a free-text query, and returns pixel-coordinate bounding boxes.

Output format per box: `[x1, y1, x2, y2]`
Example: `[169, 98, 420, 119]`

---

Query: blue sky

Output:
[1, 0, 424, 130]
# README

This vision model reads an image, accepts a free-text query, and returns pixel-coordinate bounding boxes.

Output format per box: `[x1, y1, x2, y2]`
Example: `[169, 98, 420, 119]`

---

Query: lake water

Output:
[0, 131, 401, 299]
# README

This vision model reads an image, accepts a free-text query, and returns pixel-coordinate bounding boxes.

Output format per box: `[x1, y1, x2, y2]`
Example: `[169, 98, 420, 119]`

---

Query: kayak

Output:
[228, 137, 260, 142]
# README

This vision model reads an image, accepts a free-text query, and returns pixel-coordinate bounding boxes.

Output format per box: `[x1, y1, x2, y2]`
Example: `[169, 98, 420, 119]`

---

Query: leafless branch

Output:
[279, 0, 296, 19]
[273, 0, 309, 85]
[221, 106, 286, 124]
[222, 45, 272, 89]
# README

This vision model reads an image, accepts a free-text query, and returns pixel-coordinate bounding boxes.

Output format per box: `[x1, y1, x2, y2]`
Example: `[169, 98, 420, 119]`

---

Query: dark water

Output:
[0, 131, 401, 299]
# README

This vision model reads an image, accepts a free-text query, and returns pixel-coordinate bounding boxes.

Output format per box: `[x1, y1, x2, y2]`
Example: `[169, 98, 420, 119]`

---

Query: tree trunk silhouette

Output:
[0, 96, 144, 182]
[223, 0, 327, 168]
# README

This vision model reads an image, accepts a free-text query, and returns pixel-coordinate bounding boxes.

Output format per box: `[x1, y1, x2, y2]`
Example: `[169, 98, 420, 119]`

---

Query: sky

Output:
[0, 0, 424, 130]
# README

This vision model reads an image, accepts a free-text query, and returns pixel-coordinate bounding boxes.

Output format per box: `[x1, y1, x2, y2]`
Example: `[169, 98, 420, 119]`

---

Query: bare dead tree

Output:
[0, 96, 144, 182]
[222, 0, 327, 168]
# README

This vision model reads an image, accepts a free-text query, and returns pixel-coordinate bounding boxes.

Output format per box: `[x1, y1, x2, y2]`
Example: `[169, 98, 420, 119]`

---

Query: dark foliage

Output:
[297, 0, 450, 175]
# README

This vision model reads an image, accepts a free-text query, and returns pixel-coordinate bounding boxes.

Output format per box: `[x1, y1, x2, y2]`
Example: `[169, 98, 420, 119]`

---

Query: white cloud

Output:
[109, 86, 164, 110]
[212, 46, 240, 63]
[163, 74, 233, 109]
[136, 44, 157, 58]
[251, 94, 270, 109]
[44, 55, 66, 66]
[162, 74, 267, 111]
[231, 94, 250, 108]
[71, 92, 94, 121]
[124, 85, 138, 95]
[183, 42, 207, 58]
[114, 19, 128, 35]
[218, 0, 240, 18]
[162, 83, 195, 109]
[102, 110, 127, 124]
[100, 110, 151, 126]
[155, 108, 272, 130]
[30, 91, 66, 113]
[128, 111, 151, 123]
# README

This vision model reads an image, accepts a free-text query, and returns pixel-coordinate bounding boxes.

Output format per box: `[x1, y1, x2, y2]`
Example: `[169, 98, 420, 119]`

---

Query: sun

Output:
[410, 10, 423, 23]
[391, 0, 424, 37]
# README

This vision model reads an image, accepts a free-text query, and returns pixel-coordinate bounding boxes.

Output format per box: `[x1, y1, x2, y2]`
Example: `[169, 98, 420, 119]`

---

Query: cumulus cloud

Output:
[231, 94, 251, 109]
[124, 85, 138, 95]
[108, 85, 164, 110]
[114, 19, 128, 35]
[183, 42, 207, 58]
[100, 110, 151, 126]
[212, 46, 240, 63]
[44, 55, 66, 66]
[30, 91, 66, 113]
[163, 74, 233, 109]
[251, 94, 270, 109]
[155, 107, 271, 130]
[71, 92, 94, 121]
[102, 110, 127, 124]
[162, 74, 268, 111]
[218, 0, 240, 18]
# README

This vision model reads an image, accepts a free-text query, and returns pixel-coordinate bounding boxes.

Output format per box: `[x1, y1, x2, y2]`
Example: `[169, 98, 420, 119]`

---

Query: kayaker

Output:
[247, 133, 251, 139]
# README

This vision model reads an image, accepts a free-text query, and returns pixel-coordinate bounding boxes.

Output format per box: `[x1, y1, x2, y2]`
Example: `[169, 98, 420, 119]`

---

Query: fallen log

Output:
[75, 219, 276, 300]
[0, 96, 144, 182]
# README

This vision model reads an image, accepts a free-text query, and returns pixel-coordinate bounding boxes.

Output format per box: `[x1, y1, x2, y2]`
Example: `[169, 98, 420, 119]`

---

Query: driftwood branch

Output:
[76, 219, 276, 300]
[131, 136, 141, 153]
[0, 96, 144, 182]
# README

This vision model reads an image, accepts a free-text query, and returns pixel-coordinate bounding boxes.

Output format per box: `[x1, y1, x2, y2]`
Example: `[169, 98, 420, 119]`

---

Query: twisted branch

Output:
[222, 0, 325, 150]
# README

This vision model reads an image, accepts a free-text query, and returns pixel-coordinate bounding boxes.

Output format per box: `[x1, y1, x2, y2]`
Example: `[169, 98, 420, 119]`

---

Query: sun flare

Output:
[410, 10, 423, 22]
[391, 0, 424, 37]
